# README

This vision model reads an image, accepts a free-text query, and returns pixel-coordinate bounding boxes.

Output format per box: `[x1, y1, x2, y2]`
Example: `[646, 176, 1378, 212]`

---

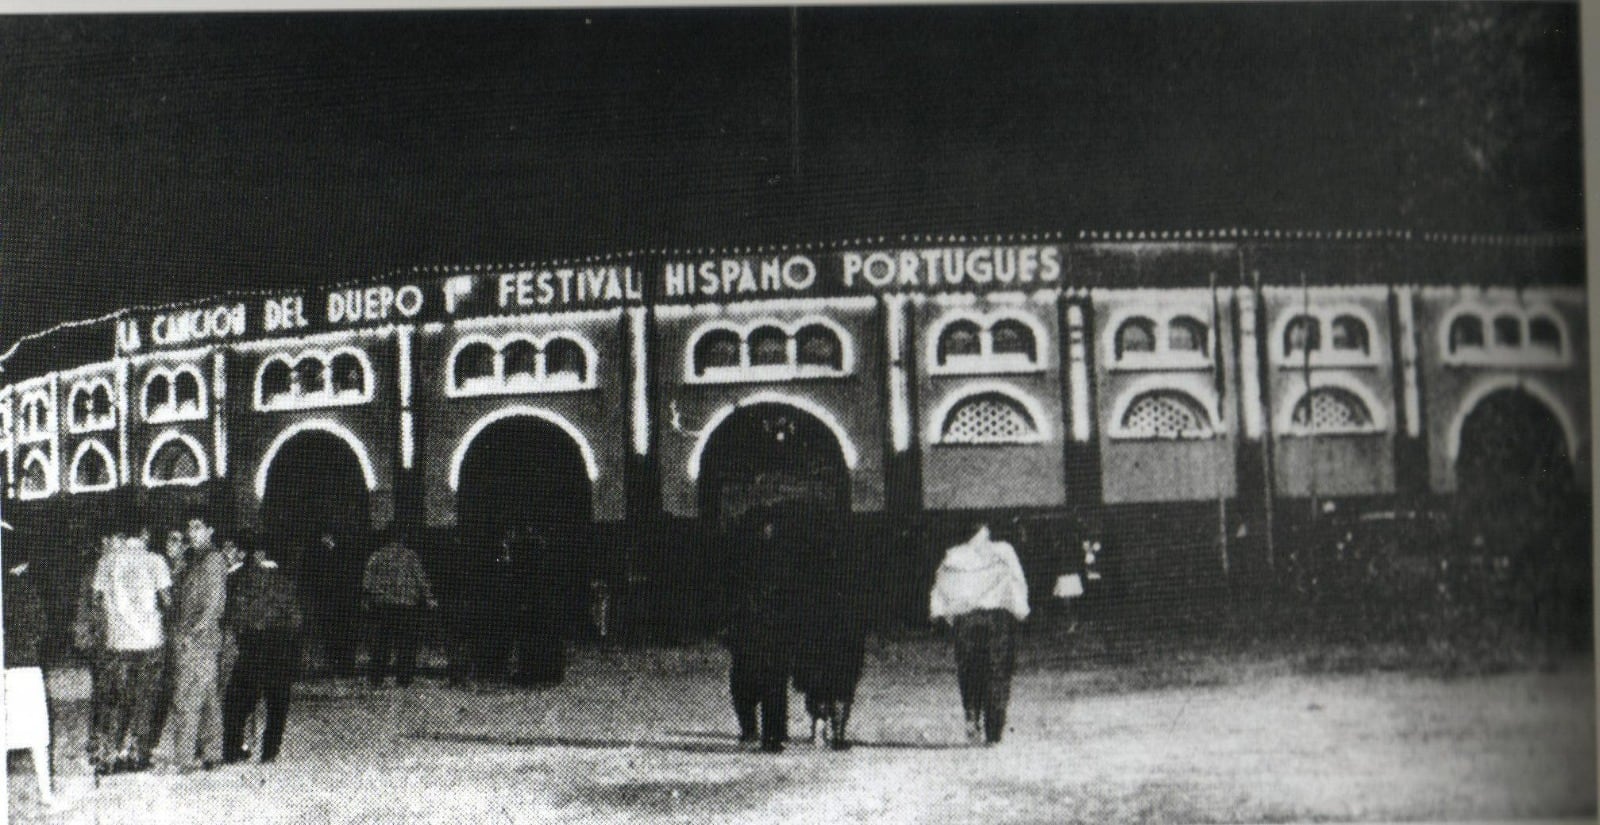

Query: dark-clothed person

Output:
[361, 533, 436, 687]
[512, 528, 566, 687]
[792, 520, 867, 750]
[6, 558, 46, 668]
[722, 516, 798, 753]
[90, 532, 173, 772]
[302, 532, 361, 676]
[222, 544, 304, 763]
[153, 520, 229, 771]
[930, 524, 1030, 746]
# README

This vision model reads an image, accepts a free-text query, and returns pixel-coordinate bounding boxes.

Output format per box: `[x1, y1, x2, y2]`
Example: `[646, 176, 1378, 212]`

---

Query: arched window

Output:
[259, 360, 291, 402]
[748, 326, 788, 366]
[1528, 316, 1562, 353]
[1119, 391, 1212, 439]
[1449, 315, 1485, 352]
[940, 393, 1040, 444]
[293, 359, 326, 395]
[1283, 315, 1320, 355]
[143, 373, 171, 418]
[147, 437, 205, 486]
[1329, 315, 1369, 353]
[990, 319, 1037, 360]
[1492, 315, 1521, 347]
[501, 339, 539, 380]
[1115, 318, 1156, 358]
[19, 452, 51, 497]
[71, 442, 115, 492]
[330, 352, 367, 394]
[1167, 317, 1207, 353]
[455, 342, 497, 388]
[795, 324, 843, 370]
[71, 382, 115, 431]
[937, 320, 983, 364]
[693, 329, 741, 375]
[174, 371, 202, 411]
[544, 337, 588, 381]
[1290, 387, 1374, 432]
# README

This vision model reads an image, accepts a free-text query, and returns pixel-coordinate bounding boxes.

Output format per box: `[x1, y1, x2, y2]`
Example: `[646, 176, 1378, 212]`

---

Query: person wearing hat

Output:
[929, 521, 1030, 746]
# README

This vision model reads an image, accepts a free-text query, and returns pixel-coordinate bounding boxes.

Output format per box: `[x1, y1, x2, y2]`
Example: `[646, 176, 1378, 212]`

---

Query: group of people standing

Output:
[77, 516, 302, 774]
[719, 514, 1032, 752]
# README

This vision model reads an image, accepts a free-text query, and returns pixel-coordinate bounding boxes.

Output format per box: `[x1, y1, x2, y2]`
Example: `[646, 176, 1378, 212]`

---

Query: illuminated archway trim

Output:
[1106, 374, 1223, 440]
[1447, 375, 1581, 464]
[924, 308, 1050, 376]
[142, 363, 208, 424]
[924, 381, 1052, 445]
[1267, 303, 1383, 368]
[448, 405, 600, 491]
[253, 418, 378, 499]
[68, 438, 117, 493]
[1273, 373, 1390, 435]
[17, 447, 57, 500]
[1437, 302, 1572, 368]
[445, 331, 600, 397]
[143, 429, 211, 488]
[67, 376, 117, 433]
[681, 315, 855, 384]
[685, 391, 860, 481]
[254, 345, 376, 411]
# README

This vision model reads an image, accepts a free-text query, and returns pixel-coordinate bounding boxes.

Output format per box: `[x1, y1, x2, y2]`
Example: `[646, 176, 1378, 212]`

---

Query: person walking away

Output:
[792, 517, 867, 751]
[929, 521, 1030, 746]
[152, 517, 228, 772]
[222, 540, 303, 763]
[722, 514, 798, 753]
[361, 528, 437, 687]
[6, 545, 57, 805]
[90, 529, 173, 773]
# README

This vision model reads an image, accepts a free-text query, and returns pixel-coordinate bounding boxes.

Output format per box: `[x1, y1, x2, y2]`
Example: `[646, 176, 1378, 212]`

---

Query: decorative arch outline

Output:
[68, 438, 117, 493]
[1268, 303, 1383, 367]
[1106, 374, 1223, 440]
[682, 315, 855, 383]
[143, 363, 208, 423]
[252, 418, 379, 499]
[254, 345, 376, 410]
[924, 380, 1052, 445]
[448, 405, 600, 491]
[17, 447, 56, 500]
[685, 391, 861, 480]
[924, 308, 1050, 375]
[143, 429, 211, 488]
[68, 376, 117, 433]
[1437, 302, 1572, 368]
[1273, 372, 1390, 435]
[445, 331, 600, 396]
[1446, 375, 1582, 464]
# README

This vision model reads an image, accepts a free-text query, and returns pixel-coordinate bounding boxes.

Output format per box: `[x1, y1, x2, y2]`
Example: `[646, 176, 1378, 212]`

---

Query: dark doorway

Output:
[1457, 389, 1575, 524]
[696, 403, 849, 528]
[259, 430, 371, 676]
[454, 416, 593, 684]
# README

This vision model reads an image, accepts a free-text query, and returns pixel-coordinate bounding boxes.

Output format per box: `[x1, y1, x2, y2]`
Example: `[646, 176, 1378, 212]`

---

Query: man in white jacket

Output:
[929, 522, 1029, 745]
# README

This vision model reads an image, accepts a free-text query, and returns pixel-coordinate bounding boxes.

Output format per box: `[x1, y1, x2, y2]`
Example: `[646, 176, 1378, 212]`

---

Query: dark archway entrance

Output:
[260, 430, 371, 675]
[454, 415, 593, 684]
[1457, 390, 1575, 524]
[697, 403, 850, 528]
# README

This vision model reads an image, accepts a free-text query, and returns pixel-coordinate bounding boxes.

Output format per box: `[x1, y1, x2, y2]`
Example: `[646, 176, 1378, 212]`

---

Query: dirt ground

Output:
[8, 637, 1595, 824]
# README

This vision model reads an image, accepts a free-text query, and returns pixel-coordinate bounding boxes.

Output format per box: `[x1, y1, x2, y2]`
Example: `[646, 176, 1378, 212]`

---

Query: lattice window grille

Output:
[1121, 393, 1209, 438]
[942, 395, 1037, 444]
[1292, 389, 1372, 431]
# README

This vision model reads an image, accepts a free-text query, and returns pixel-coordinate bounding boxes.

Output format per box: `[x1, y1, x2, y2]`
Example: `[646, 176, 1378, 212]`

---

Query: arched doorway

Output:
[696, 402, 850, 528]
[260, 429, 372, 675]
[1457, 389, 1575, 523]
[454, 415, 593, 684]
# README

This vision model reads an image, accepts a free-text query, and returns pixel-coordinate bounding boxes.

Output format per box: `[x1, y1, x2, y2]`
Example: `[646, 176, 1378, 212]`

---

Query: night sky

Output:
[0, 4, 1583, 348]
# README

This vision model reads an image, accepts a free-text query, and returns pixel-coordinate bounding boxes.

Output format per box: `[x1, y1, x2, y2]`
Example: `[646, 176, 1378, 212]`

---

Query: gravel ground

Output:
[8, 639, 1595, 824]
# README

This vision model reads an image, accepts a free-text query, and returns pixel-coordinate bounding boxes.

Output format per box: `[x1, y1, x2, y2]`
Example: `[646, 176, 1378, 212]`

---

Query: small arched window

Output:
[1528, 316, 1562, 353]
[1492, 315, 1522, 347]
[1449, 315, 1485, 352]
[148, 438, 205, 485]
[174, 371, 202, 411]
[71, 382, 115, 431]
[330, 352, 367, 394]
[693, 329, 741, 375]
[294, 359, 326, 395]
[1329, 315, 1369, 354]
[937, 320, 983, 364]
[1283, 315, 1320, 355]
[455, 342, 497, 388]
[990, 319, 1037, 360]
[544, 338, 588, 381]
[1167, 317, 1207, 353]
[72, 443, 114, 492]
[1115, 318, 1156, 358]
[502, 339, 539, 380]
[19, 452, 51, 497]
[795, 324, 843, 370]
[940, 393, 1040, 444]
[748, 326, 788, 366]
[1290, 387, 1374, 432]
[1119, 391, 1212, 439]
[143, 374, 171, 418]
